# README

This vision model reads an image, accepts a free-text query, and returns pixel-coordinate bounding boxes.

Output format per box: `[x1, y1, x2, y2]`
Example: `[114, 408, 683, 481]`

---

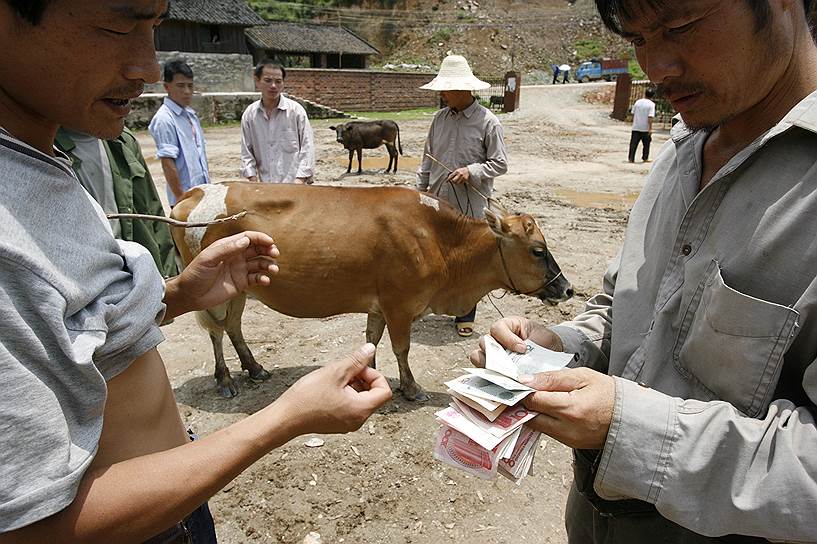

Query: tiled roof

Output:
[246, 22, 380, 56]
[166, 0, 266, 26]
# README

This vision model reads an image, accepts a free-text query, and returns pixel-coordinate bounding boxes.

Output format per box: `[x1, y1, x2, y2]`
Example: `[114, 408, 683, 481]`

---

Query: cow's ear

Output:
[329, 126, 336, 131]
[523, 216, 536, 235]
[485, 208, 511, 237]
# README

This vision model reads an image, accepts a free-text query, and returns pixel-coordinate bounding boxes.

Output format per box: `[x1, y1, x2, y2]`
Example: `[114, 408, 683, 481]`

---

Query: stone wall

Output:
[147, 51, 256, 93]
[285, 69, 438, 111]
[126, 92, 347, 130]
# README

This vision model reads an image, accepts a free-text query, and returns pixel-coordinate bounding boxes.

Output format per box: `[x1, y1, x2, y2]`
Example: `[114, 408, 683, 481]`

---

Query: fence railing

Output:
[628, 80, 675, 129]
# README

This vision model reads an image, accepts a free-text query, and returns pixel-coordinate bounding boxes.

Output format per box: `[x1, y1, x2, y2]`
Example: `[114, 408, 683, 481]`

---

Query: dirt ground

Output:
[136, 83, 668, 544]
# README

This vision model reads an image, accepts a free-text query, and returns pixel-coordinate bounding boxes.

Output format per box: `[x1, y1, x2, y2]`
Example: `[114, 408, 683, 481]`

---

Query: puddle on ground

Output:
[554, 189, 640, 209]
[333, 154, 421, 172]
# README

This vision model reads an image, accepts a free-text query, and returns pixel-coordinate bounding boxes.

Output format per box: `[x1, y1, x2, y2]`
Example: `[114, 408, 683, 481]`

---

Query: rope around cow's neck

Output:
[424, 153, 497, 211]
[105, 211, 248, 228]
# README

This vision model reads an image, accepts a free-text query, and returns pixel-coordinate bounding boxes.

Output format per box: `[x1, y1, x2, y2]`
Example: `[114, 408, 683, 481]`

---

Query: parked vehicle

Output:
[575, 58, 628, 83]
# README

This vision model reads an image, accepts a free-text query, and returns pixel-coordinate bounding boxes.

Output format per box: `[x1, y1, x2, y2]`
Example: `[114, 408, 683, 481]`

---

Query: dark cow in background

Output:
[330, 120, 403, 174]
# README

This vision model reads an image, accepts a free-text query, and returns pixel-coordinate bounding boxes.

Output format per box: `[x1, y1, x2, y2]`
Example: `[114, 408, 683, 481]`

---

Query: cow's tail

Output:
[397, 124, 403, 155]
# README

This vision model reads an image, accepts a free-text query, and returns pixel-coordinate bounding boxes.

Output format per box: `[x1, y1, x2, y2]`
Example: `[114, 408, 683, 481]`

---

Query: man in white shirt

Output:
[629, 88, 656, 163]
[240, 60, 315, 184]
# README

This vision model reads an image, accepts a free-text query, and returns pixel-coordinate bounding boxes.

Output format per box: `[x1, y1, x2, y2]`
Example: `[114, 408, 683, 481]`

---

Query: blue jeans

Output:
[455, 306, 477, 323]
[142, 502, 217, 543]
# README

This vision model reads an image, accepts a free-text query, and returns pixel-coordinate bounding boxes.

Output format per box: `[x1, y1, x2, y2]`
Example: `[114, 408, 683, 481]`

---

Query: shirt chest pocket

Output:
[278, 129, 299, 153]
[673, 262, 799, 417]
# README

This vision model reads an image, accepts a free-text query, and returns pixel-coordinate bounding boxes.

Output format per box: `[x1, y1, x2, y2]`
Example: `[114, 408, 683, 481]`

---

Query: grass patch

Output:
[344, 107, 439, 122]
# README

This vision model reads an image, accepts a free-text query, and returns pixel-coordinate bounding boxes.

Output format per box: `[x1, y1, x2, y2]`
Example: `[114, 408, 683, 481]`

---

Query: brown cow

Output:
[329, 120, 403, 174]
[171, 183, 572, 401]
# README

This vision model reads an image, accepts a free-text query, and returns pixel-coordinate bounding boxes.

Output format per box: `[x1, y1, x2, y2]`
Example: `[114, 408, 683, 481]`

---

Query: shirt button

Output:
[681, 244, 692, 256]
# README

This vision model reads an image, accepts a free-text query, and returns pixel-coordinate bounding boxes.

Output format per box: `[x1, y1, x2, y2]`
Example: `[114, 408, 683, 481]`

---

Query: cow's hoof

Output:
[217, 382, 238, 398]
[247, 367, 272, 382]
[400, 386, 430, 402]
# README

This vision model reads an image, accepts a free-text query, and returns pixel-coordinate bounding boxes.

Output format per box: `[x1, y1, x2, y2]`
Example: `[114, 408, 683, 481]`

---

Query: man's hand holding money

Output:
[470, 316, 615, 451]
[519, 368, 615, 450]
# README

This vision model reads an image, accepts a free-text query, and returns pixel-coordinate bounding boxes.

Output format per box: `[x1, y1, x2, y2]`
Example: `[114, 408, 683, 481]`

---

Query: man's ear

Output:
[485, 207, 511, 237]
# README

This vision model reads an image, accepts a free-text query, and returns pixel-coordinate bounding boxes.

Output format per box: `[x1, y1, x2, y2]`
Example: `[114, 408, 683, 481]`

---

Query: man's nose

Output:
[638, 41, 682, 85]
[124, 57, 161, 85]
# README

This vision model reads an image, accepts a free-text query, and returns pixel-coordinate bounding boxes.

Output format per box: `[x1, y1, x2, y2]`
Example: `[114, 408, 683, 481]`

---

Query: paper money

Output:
[498, 426, 541, 481]
[462, 367, 535, 392]
[433, 425, 499, 480]
[483, 335, 575, 381]
[445, 374, 532, 406]
[435, 407, 509, 450]
[450, 392, 507, 422]
[452, 401, 536, 439]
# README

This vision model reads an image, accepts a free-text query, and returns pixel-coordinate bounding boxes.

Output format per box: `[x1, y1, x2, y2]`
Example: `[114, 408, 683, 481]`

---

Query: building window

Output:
[209, 25, 221, 44]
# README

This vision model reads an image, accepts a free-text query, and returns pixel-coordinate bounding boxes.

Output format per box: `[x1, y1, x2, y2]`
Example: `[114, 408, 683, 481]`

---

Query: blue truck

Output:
[575, 58, 629, 83]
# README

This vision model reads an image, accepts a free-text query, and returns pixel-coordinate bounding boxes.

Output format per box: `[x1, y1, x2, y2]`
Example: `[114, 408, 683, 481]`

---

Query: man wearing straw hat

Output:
[417, 53, 508, 338]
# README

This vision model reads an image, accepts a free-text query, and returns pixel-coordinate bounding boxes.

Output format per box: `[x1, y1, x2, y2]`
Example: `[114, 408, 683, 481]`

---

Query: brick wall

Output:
[126, 92, 346, 130]
[284, 69, 438, 111]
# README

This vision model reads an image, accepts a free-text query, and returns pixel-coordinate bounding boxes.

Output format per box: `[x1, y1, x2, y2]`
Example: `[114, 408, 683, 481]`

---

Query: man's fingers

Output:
[469, 347, 486, 368]
[489, 319, 527, 353]
[335, 343, 377, 382]
[523, 390, 574, 414]
[519, 368, 587, 392]
[354, 368, 393, 406]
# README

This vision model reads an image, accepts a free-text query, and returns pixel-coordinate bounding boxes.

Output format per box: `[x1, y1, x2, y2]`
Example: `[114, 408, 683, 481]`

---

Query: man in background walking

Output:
[628, 88, 656, 163]
[148, 59, 210, 207]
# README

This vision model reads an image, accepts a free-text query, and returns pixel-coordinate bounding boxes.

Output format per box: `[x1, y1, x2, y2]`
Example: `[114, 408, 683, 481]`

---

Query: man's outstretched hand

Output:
[275, 343, 393, 437]
[164, 231, 279, 319]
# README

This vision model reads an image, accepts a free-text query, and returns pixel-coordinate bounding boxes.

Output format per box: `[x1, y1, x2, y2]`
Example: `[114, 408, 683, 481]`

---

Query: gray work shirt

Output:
[552, 90, 817, 541]
[417, 99, 508, 218]
[0, 128, 166, 531]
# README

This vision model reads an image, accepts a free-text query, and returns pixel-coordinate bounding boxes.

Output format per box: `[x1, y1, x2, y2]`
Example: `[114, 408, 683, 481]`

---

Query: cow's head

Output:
[484, 203, 573, 304]
[328, 124, 347, 144]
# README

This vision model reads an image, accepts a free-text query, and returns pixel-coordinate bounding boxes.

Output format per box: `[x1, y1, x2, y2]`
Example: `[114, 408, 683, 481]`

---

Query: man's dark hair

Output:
[163, 60, 195, 83]
[254, 60, 287, 80]
[645, 88, 655, 99]
[595, 0, 812, 35]
[4, 0, 53, 24]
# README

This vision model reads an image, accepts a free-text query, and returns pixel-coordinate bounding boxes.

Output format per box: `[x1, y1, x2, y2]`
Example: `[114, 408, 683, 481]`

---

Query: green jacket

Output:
[55, 128, 178, 278]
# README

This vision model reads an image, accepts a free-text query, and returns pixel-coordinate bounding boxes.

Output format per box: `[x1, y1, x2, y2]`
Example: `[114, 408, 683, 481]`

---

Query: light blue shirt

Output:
[148, 97, 209, 206]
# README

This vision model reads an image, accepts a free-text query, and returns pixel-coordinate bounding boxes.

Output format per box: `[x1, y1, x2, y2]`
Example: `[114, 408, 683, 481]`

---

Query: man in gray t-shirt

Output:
[0, 1, 392, 541]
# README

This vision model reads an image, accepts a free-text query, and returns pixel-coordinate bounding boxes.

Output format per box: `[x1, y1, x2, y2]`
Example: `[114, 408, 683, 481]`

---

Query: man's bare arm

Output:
[159, 157, 185, 201]
[0, 345, 391, 544]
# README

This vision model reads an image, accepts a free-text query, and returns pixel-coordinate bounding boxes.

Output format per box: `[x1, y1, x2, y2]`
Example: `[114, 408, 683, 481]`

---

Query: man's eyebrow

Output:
[110, 3, 170, 21]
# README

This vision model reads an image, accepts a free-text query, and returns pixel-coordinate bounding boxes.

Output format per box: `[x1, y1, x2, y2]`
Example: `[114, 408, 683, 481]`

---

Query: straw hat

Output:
[420, 55, 490, 91]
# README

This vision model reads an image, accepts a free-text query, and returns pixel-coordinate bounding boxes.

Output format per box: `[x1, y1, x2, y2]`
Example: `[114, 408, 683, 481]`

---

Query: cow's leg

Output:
[365, 312, 387, 369]
[346, 149, 353, 173]
[208, 331, 237, 398]
[219, 295, 270, 382]
[385, 143, 397, 173]
[356, 148, 363, 174]
[384, 313, 428, 402]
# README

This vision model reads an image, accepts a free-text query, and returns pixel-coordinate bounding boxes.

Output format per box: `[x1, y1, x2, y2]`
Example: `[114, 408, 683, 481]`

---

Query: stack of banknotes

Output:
[433, 335, 575, 483]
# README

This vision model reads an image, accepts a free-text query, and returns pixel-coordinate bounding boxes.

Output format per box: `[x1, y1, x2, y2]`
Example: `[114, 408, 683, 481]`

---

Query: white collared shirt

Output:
[239, 95, 315, 183]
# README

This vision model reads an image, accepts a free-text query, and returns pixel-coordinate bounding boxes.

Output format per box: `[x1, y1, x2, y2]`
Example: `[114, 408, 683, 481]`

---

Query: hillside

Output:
[250, 0, 634, 81]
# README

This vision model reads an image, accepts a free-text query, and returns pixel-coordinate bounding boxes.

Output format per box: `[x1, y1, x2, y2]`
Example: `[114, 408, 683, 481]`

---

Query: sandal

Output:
[456, 321, 475, 337]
